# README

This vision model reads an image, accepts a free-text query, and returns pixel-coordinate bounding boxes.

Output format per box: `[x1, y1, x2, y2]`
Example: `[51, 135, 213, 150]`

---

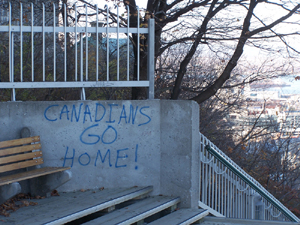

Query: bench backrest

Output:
[0, 136, 43, 173]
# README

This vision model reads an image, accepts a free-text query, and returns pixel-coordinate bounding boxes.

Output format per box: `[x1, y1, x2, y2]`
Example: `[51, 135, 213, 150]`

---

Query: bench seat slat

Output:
[0, 151, 43, 165]
[0, 166, 71, 186]
[0, 143, 41, 157]
[0, 158, 44, 173]
[0, 136, 40, 149]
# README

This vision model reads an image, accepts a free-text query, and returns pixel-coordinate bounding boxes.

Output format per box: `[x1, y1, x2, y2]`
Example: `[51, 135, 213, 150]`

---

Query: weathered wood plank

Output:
[0, 151, 42, 165]
[0, 167, 70, 186]
[0, 143, 41, 157]
[0, 158, 43, 173]
[0, 136, 40, 149]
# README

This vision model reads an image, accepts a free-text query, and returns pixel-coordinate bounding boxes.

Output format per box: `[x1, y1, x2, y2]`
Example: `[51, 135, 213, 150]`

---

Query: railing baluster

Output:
[221, 163, 223, 214]
[201, 144, 205, 204]
[80, 33, 83, 82]
[96, 4, 99, 82]
[205, 147, 208, 205]
[8, 2, 11, 82]
[20, 3, 23, 82]
[11, 32, 14, 83]
[85, 4, 88, 81]
[212, 159, 215, 209]
[64, 4, 67, 82]
[105, 5, 109, 81]
[75, 5, 77, 82]
[117, 4, 119, 81]
[53, 3, 56, 82]
[42, 3, 45, 81]
[208, 155, 211, 207]
[224, 167, 227, 217]
[137, 6, 140, 81]
[236, 175, 238, 218]
[31, 3, 34, 82]
[127, 6, 130, 81]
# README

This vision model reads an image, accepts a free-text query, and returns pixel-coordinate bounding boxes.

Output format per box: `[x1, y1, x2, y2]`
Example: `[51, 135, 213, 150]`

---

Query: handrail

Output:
[204, 141, 299, 222]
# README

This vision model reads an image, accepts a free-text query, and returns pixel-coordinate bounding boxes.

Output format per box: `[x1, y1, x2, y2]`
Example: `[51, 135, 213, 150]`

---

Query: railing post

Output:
[147, 19, 155, 99]
[8, 2, 15, 101]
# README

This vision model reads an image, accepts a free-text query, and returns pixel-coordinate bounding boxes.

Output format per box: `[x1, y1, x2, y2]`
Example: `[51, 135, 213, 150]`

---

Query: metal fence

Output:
[0, 2, 154, 101]
[199, 132, 300, 222]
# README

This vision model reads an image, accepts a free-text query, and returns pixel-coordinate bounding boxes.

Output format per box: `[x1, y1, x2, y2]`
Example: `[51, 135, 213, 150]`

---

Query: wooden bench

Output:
[0, 136, 70, 186]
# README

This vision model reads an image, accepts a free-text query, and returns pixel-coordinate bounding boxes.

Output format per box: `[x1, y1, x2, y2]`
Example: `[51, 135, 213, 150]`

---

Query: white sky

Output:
[79, 0, 299, 71]
[86, 0, 147, 9]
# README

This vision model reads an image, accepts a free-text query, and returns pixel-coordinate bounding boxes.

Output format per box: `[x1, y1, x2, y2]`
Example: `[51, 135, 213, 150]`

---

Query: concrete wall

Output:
[0, 100, 199, 208]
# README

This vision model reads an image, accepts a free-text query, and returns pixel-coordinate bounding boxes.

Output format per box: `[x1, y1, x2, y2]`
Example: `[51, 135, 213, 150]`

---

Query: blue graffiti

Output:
[60, 105, 70, 120]
[62, 145, 138, 169]
[128, 105, 139, 124]
[106, 104, 118, 123]
[95, 149, 112, 167]
[78, 152, 91, 166]
[71, 103, 83, 122]
[83, 105, 93, 124]
[138, 106, 151, 126]
[135, 144, 138, 170]
[44, 103, 151, 126]
[95, 103, 106, 122]
[44, 104, 59, 121]
[63, 147, 75, 167]
[118, 105, 127, 124]
[115, 148, 128, 168]
[80, 124, 117, 145]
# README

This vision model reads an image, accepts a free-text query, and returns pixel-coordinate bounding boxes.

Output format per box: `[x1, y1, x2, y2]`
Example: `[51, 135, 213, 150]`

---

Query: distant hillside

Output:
[250, 80, 291, 89]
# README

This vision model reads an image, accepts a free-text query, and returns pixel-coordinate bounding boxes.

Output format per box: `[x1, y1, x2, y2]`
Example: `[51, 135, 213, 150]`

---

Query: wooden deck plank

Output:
[0, 186, 153, 225]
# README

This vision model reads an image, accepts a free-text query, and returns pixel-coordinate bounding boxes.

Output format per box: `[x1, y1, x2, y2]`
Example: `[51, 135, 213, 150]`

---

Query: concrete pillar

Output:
[160, 100, 200, 208]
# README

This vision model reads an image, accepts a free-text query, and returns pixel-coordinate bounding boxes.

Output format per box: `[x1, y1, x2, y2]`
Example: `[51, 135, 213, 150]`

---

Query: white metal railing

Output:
[0, 2, 154, 101]
[199, 132, 300, 222]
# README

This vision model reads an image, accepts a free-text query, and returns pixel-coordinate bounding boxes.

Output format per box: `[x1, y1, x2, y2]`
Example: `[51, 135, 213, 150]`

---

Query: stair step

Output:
[148, 208, 209, 225]
[3, 186, 153, 225]
[83, 196, 181, 225]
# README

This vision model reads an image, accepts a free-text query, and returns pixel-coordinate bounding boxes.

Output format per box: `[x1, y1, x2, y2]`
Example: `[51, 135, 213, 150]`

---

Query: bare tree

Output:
[88, 0, 300, 101]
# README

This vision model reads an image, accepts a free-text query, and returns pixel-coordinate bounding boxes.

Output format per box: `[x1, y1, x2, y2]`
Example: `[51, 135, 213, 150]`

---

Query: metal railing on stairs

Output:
[199, 132, 300, 222]
[0, 2, 154, 101]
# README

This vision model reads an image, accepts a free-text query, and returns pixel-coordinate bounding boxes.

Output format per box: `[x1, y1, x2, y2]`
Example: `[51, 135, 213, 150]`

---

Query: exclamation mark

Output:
[135, 144, 138, 170]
